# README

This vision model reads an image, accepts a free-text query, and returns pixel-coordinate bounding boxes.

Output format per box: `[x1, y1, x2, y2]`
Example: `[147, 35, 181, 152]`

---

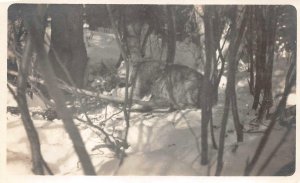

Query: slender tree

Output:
[12, 34, 51, 175]
[256, 6, 278, 123]
[246, 7, 255, 95]
[201, 5, 216, 165]
[215, 6, 247, 175]
[252, 6, 267, 110]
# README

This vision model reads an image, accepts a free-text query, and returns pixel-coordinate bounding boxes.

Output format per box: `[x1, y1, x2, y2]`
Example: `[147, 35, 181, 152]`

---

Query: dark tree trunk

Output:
[216, 6, 247, 175]
[230, 7, 249, 143]
[211, 8, 223, 104]
[215, 6, 238, 174]
[48, 5, 87, 88]
[165, 5, 176, 65]
[257, 6, 278, 122]
[213, 7, 237, 102]
[201, 6, 216, 165]
[16, 36, 45, 175]
[252, 6, 267, 110]
[215, 24, 230, 91]
[247, 7, 255, 95]
[124, 5, 144, 63]
[115, 12, 129, 68]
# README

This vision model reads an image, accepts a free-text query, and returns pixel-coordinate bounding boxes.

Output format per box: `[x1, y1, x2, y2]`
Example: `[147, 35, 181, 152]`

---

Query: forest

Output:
[6, 4, 296, 176]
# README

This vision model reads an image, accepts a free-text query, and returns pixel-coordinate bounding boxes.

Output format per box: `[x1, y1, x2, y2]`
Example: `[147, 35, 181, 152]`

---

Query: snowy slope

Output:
[6, 29, 296, 176]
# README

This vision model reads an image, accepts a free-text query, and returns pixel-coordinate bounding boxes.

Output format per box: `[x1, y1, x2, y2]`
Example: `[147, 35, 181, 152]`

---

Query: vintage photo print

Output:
[1, 1, 299, 183]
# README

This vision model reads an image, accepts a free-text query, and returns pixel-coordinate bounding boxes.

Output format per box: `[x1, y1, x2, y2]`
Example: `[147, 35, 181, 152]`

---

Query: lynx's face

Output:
[116, 59, 164, 98]
[118, 59, 161, 84]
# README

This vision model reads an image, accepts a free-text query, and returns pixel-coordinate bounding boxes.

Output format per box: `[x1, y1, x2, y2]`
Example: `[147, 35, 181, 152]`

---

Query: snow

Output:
[5, 29, 296, 178]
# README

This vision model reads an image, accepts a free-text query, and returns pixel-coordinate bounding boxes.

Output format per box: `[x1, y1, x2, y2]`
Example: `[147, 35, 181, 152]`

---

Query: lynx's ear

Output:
[119, 60, 125, 67]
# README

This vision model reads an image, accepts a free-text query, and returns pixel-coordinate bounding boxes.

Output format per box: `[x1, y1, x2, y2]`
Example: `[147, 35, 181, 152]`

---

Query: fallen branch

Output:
[8, 69, 171, 110]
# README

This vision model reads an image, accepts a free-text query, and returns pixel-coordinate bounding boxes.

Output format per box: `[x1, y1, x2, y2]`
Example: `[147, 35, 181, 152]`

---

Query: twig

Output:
[99, 110, 123, 126]
[77, 112, 114, 146]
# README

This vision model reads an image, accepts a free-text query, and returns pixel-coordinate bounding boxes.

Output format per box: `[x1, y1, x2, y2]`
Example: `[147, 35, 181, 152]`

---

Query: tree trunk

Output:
[115, 11, 129, 68]
[247, 7, 255, 95]
[257, 6, 278, 122]
[216, 6, 247, 175]
[124, 5, 143, 63]
[201, 6, 216, 165]
[16, 35, 45, 175]
[230, 7, 249, 142]
[165, 5, 176, 65]
[252, 6, 267, 110]
[48, 5, 87, 88]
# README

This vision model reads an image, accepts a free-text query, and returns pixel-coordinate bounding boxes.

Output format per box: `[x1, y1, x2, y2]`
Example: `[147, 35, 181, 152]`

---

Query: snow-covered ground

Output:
[6, 29, 296, 177]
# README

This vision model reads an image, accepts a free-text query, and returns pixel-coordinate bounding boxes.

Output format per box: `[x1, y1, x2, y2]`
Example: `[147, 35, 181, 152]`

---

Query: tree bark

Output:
[48, 5, 87, 88]
[124, 5, 144, 63]
[16, 35, 45, 175]
[252, 6, 267, 110]
[201, 6, 216, 165]
[247, 7, 255, 95]
[257, 6, 278, 123]
[230, 7, 248, 142]
[165, 5, 176, 65]
[216, 6, 247, 175]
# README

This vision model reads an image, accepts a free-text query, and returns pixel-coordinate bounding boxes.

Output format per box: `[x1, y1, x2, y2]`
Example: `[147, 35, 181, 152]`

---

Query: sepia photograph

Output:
[5, 3, 297, 178]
